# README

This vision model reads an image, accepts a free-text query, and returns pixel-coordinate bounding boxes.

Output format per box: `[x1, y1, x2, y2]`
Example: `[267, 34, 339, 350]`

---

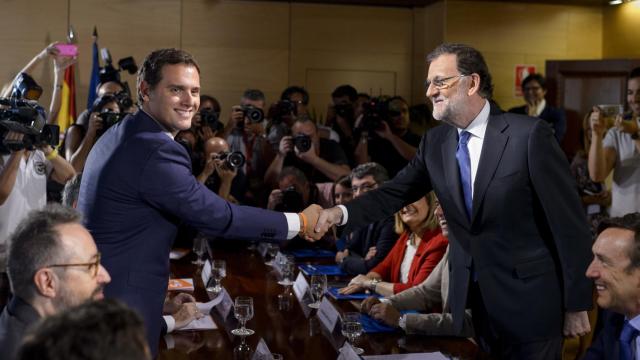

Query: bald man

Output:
[197, 137, 244, 202]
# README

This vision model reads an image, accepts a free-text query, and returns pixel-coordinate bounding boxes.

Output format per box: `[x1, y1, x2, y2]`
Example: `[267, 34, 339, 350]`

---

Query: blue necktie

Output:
[621, 321, 639, 360]
[456, 131, 473, 220]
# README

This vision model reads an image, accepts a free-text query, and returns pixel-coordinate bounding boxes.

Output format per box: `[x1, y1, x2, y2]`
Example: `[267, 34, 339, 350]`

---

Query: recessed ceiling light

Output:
[609, 0, 623, 4]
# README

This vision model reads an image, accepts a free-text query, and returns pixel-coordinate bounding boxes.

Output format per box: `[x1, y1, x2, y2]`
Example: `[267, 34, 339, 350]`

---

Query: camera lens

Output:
[224, 151, 245, 169]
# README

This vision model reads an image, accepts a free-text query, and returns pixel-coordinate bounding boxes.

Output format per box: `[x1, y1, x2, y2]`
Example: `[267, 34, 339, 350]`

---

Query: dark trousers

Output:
[469, 281, 563, 360]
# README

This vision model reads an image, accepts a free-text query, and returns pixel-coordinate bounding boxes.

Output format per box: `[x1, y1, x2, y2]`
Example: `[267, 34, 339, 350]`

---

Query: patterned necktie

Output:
[621, 321, 639, 360]
[456, 131, 473, 220]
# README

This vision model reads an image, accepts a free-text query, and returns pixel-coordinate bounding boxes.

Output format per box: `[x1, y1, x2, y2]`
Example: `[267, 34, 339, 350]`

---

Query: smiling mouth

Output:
[175, 109, 193, 117]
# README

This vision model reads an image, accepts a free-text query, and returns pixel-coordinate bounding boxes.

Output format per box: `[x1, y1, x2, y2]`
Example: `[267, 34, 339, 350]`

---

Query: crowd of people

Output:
[0, 39, 638, 360]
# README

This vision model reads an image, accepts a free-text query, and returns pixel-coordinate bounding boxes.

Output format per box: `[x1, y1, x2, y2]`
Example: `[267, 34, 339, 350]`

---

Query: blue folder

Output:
[326, 287, 382, 300]
[287, 249, 336, 259]
[358, 311, 418, 333]
[298, 264, 347, 276]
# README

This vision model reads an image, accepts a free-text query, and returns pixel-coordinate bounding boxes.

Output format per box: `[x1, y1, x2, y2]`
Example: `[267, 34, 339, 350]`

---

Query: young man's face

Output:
[627, 77, 640, 116]
[141, 63, 201, 135]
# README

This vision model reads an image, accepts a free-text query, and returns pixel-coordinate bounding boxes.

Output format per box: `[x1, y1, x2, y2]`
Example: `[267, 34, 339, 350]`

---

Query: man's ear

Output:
[139, 81, 151, 102]
[467, 73, 481, 97]
[33, 268, 58, 299]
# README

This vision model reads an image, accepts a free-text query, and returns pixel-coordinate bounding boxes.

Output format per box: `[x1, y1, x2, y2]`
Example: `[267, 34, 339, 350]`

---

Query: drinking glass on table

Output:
[265, 244, 279, 266]
[341, 312, 364, 355]
[308, 274, 327, 309]
[207, 260, 226, 294]
[277, 255, 295, 286]
[231, 296, 255, 336]
[192, 234, 207, 265]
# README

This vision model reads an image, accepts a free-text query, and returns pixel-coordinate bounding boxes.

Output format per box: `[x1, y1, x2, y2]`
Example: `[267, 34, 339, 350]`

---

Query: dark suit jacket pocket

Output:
[493, 170, 520, 181]
[128, 271, 167, 294]
[514, 256, 555, 279]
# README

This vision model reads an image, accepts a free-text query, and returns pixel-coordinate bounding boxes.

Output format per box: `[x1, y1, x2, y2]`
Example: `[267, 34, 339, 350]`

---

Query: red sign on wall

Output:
[515, 65, 536, 97]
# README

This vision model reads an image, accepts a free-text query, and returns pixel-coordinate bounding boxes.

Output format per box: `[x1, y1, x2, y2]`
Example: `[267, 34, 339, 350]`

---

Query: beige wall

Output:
[0, 0, 611, 125]
[603, 1, 640, 59]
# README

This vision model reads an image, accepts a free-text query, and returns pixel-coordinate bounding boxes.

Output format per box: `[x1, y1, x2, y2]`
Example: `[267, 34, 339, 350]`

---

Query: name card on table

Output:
[251, 338, 272, 360]
[317, 297, 340, 332]
[337, 342, 363, 360]
[201, 260, 212, 287]
[168, 278, 194, 291]
[257, 242, 270, 258]
[293, 272, 309, 301]
[215, 288, 234, 320]
[273, 251, 286, 275]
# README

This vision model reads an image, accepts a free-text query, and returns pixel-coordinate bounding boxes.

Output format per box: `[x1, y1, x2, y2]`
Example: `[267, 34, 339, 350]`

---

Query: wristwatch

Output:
[368, 278, 380, 291]
[398, 314, 407, 330]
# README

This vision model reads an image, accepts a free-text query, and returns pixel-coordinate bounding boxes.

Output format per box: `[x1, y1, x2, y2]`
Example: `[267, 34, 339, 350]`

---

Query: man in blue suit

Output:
[584, 213, 640, 360]
[77, 48, 321, 354]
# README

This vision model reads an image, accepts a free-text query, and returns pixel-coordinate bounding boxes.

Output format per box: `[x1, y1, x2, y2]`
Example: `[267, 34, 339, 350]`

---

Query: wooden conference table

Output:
[158, 241, 478, 360]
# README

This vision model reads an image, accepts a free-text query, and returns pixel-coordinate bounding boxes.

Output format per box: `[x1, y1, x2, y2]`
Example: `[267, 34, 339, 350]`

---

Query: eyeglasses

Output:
[351, 183, 377, 194]
[48, 253, 102, 278]
[425, 74, 467, 90]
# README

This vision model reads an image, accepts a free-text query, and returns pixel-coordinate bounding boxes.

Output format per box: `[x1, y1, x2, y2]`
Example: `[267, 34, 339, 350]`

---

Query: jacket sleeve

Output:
[404, 309, 474, 338]
[341, 217, 397, 275]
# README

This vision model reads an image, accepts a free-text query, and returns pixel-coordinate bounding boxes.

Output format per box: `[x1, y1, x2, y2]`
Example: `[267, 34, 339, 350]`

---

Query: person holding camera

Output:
[354, 96, 421, 177]
[325, 85, 359, 164]
[588, 67, 640, 217]
[191, 95, 222, 146]
[265, 117, 350, 187]
[197, 137, 246, 203]
[67, 95, 123, 173]
[280, 86, 339, 143]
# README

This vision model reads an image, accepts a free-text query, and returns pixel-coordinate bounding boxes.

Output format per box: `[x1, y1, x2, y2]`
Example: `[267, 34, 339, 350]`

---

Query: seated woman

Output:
[339, 192, 448, 296]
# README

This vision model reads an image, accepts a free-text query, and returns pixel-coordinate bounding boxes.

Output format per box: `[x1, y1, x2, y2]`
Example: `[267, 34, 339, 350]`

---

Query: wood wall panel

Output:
[603, 2, 640, 59]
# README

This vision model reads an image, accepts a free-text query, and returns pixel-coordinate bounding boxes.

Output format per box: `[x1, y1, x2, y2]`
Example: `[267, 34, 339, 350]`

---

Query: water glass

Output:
[341, 312, 364, 355]
[231, 296, 255, 336]
[265, 244, 279, 266]
[207, 259, 226, 293]
[308, 274, 327, 309]
[192, 234, 207, 265]
[277, 255, 295, 286]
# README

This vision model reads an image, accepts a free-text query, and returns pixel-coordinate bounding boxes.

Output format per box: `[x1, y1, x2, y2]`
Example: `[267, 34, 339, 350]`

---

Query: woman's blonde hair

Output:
[394, 191, 438, 235]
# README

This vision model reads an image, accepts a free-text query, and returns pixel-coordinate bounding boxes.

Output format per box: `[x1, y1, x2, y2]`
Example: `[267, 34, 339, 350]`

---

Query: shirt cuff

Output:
[163, 315, 175, 333]
[337, 205, 348, 226]
[284, 213, 300, 240]
[398, 314, 407, 331]
[164, 334, 176, 349]
[380, 298, 392, 304]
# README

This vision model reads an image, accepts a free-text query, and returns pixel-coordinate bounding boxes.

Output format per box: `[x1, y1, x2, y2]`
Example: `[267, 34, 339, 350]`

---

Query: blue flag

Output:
[86, 37, 100, 110]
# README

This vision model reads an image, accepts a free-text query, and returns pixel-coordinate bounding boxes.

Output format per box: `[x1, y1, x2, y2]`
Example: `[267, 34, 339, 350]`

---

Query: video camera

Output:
[99, 48, 137, 110]
[216, 151, 245, 170]
[12, 73, 43, 101]
[0, 98, 59, 153]
[360, 96, 398, 133]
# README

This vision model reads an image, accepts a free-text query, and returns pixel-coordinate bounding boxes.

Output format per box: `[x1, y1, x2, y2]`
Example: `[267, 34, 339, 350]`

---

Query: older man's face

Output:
[426, 54, 471, 129]
[53, 223, 111, 311]
[586, 227, 640, 317]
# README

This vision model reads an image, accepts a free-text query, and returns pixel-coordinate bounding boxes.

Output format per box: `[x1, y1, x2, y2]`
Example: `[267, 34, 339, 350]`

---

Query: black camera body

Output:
[275, 185, 305, 213]
[200, 109, 223, 132]
[114, 89, 133, 110]
[242, 105, 264, 124]
[293, 134, 312, 153]
[334, 103, 354, 119]
[217, 151, 245, 170]
[0, 98, 59, 153]
[269, 100, 297, 124]
[360, 97, 396, 133]
[97, 111, 125, 137]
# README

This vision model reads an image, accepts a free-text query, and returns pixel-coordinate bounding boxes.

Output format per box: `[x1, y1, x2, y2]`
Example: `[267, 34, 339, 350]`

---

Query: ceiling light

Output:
[609, 0, 623, 4]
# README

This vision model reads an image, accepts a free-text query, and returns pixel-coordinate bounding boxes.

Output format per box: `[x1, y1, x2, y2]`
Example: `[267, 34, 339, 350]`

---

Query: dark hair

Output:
[281, 86, 309, 105]
[427, 43, 494, 100]
[630, 67, 640, 80]
[17, 299, 148, 360]
[200, 94, 221, 114]
[521, 73, 547, 91]
[137, 48, 200, 103]
[387, 96, 408, 106]
[332, 175, 351, 199]
[350, 162, 389, 185]
[331, 85, 358, 102]
[242, 89, 265, 103]
[7, 204, 81, 300]
[90, 94, 119, 113]
[61, 174, 83, 208]
[597, 213, 640, 270]
[278, 166, 309, 186]
[357, 93, 371, 100]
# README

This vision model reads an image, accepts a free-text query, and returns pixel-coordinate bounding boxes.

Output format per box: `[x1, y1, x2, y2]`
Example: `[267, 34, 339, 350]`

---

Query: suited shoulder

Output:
[494, 111, 549, 135]
[507, 105, 527, 114]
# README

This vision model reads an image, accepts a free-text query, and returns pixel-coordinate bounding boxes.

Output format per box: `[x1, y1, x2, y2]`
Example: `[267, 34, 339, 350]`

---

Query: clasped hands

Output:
[298, 205, 344, 240]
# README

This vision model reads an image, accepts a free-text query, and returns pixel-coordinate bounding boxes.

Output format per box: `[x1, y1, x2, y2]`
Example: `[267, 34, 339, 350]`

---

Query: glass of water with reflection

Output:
[207, 259, 226, 294]
[308, 274, 327, 309]
[341, 312, 364, 355]
[231, 296, 255, 336]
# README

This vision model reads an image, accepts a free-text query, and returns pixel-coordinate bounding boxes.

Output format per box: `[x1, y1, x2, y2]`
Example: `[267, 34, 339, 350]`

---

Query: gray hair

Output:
[7, 204, 81, 301]
[350, 162, 389, 185]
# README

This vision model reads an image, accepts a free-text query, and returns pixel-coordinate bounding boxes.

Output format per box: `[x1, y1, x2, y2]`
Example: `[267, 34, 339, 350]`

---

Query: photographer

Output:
[326, 85, 358, 162]
[354, 96, 420, 177]
[264, 117, 350, 187]
[196, 137, 245, 203]
[67, 95, 123, 172]
[192, 95, 222, 145]
[280, 85, 339, 142]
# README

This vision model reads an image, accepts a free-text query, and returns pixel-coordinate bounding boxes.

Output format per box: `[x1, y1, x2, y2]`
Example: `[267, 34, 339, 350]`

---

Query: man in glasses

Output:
[0, 204, 111, 359]
[314, 43, 592, 359]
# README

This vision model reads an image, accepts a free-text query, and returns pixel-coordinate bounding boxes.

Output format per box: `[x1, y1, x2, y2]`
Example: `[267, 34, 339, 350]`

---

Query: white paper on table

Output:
[197, 293, 225, 313]
[177, 315, 217, 331]
[362, 353, 448, 360]
[337, 342, 362, 360]
[201, 260, 212, 287]
[293, 272, 309, 301]
[169, 248, 190, 260]
[257, 242, 269, 258]
[317, 297, 340, 331]
[273, 251, 286, 275]
[251, 338, 272, 360]
[216, 288, 234, 319]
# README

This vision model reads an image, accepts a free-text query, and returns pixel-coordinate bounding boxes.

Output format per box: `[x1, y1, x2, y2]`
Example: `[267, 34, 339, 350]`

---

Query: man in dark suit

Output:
[78, 49, 321, 354]
[313, 43, 592, 359]
[583, 213, 640, 360]
[508, 73, 567, 143]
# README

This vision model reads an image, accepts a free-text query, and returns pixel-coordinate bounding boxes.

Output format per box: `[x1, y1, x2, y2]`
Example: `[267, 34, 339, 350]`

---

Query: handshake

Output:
[298, 205, 345, 241]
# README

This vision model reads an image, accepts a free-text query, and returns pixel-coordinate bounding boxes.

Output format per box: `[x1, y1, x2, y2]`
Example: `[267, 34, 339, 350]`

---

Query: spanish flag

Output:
[55, 63, 77, 135]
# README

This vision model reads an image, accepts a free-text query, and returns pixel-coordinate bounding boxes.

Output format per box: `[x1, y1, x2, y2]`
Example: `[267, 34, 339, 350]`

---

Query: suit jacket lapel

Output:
[471, 114, 509, 223]
[442, 126, 469, 226]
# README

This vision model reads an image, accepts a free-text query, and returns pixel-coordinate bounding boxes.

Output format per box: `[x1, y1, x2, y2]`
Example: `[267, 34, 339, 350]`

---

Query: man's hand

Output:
[312, 207, 344, 240]
[335, 249, 349, 263]
[164, 292, 196, 314]
[590, 106, 607, 137]
[267, 189, 283, 210]
[214, 159, 237, 182]
[563, 311, 590, 337]
[374, 121, 393, 140]
[360, 296, 381, 313]
[228, 106, 244, 129]
[364, 246, 377, 261]
[3, 131, 25, 151]
[278, 136, 293, 157]
[86, 112, 104, 138]
[369, 303, 401, 328]
[173, 302, 204, 329]
[295, 140, 318, 163]
[300, 204, 323, 239]
[199, 154, 216, 180]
